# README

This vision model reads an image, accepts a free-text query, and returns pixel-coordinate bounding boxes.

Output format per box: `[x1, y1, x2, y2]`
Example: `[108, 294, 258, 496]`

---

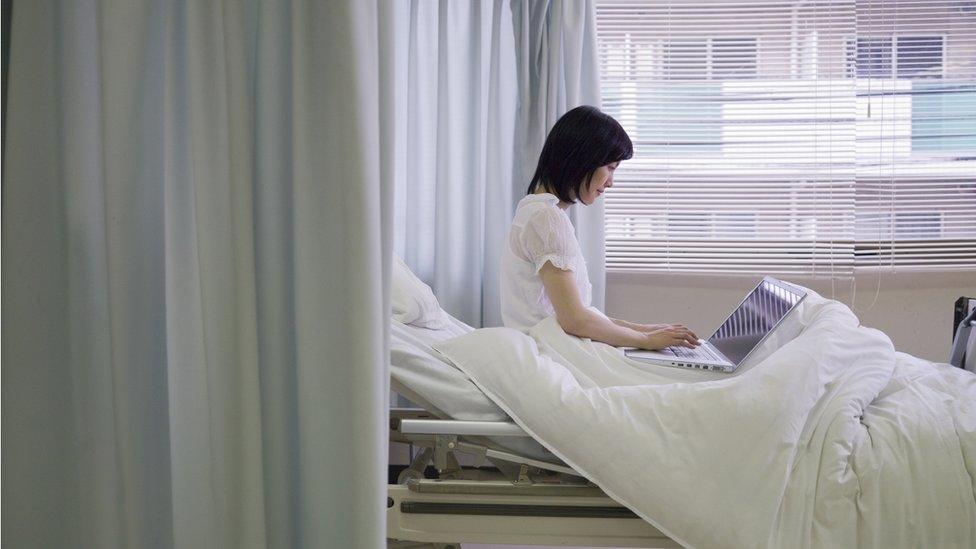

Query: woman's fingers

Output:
[666, 327, 698, 345]
[668, 324, 699, 341]
[653, 326, 699, 347]
[679, 327, 699, 341]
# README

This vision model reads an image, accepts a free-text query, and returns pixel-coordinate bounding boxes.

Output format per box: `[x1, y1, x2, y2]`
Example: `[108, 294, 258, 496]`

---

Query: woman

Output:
[500, 106, 700, 351]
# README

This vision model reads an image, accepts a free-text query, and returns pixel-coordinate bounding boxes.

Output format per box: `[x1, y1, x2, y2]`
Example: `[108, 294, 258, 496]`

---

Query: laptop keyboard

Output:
[670, 343, 723, 363]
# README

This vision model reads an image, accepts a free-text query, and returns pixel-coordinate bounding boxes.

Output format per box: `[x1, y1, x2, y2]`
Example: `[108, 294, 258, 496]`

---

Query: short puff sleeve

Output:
[516, 206, 579, 274]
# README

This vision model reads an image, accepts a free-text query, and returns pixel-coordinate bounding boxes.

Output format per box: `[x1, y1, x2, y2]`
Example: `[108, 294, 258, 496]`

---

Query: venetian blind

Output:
[597, 0, 976, 275]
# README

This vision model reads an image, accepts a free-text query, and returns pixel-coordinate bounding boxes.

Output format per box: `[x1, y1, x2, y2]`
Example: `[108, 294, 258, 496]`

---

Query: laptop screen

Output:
[708, 278, 805, 366]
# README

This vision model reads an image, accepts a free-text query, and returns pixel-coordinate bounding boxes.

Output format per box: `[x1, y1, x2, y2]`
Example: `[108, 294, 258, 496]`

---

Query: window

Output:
[597, 0, 976, 275]
[851, 38, 893, 78]
[896, 36, 944, 78]
[911, 82, 976, 153]
[712, 38, 758, 80]
[664, 40, 708, 80]
[847, 36, 944, 78]
[660, 38, 759, 81]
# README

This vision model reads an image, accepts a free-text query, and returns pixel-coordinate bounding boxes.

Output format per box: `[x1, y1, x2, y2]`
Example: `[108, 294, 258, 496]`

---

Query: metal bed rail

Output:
[389, 407, 578, 480]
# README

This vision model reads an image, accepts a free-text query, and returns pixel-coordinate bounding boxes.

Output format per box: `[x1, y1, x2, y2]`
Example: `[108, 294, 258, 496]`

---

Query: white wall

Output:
[606, 270, 974, 362]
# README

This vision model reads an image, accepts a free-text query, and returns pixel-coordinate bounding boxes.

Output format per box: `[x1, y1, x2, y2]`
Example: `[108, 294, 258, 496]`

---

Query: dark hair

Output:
[526, 106, 633, 204]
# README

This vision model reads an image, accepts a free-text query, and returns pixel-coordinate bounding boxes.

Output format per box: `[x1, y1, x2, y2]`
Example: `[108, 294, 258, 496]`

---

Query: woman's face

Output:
[577, 162, 619, 205]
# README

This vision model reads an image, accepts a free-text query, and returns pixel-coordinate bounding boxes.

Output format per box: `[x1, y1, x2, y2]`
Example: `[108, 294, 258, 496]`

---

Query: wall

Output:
[606, 270, 974, 362]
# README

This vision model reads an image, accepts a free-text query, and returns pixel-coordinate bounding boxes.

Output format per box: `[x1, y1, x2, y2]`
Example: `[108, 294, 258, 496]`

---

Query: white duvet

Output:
[433, 292, 976, 548]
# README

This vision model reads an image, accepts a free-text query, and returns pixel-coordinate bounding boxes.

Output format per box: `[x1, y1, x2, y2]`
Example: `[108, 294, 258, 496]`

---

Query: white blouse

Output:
[500, 193, 592, 332]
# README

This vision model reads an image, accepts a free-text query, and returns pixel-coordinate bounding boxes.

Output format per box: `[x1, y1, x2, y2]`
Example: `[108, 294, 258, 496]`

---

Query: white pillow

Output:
[392, 255, 450, 329]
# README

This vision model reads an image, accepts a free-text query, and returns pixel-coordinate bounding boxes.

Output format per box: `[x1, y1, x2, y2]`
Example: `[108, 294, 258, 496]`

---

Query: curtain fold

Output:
[2, 1, 391, 547]
[510, 0, 606, 310]
[393, 0, 517, 328]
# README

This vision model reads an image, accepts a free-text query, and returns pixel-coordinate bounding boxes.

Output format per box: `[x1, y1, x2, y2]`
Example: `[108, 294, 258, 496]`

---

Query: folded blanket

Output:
[434, 293, 976, 549]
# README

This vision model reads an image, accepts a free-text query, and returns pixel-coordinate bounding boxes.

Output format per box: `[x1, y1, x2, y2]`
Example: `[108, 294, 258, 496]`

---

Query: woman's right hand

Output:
[638, 324, 699, 350]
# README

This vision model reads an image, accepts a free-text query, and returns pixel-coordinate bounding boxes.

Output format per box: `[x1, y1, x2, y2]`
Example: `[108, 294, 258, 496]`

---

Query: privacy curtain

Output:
[392, 0, 606, 326]
[511, 0, 606, 310]
[3, 1, 393, 547]
[391, 0, 518, 328]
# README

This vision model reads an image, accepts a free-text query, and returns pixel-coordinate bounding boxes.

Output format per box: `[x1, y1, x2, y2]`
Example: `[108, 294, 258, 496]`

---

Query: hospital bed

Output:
[387, 257, 975, 547]
[387, 316, 678, 548]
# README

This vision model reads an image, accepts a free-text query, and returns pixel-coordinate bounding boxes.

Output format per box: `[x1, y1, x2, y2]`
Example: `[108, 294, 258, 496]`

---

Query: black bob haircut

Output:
[526, 105, 633, 204]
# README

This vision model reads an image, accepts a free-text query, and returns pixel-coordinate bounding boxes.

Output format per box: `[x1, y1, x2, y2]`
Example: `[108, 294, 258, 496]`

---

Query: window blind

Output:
[597, 0, 976, 275]
[854, 0, 976, 270]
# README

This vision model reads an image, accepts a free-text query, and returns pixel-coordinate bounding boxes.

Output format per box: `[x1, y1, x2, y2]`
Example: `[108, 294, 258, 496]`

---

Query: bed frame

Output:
[387, 407, 679, 548]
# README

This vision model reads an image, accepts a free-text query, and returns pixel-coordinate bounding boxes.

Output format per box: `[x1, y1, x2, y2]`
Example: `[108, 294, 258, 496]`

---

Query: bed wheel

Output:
[397, 467, 425, 484]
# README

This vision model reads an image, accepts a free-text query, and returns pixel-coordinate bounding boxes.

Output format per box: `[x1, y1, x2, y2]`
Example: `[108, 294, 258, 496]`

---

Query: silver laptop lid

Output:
[707, 277, 807, 367]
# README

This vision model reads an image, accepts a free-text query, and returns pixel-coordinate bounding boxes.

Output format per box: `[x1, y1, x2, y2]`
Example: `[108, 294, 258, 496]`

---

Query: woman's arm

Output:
[538, 262, 698, 350]
[611, 317, 667, 332]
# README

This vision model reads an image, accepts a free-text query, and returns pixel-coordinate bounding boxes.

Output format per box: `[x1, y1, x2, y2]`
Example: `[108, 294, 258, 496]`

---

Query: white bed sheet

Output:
[391, 315, 505, 421]
[390, 315, 556, 461]
[434, 291, 976, 548]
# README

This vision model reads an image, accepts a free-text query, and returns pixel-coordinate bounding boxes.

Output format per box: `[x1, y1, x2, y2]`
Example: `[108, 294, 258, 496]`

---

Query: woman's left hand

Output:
[638, 323, 699, 343]
[609, 318, 698, 341]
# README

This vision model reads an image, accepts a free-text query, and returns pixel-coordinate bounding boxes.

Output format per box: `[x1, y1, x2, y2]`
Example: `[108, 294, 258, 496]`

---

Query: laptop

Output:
[625, 276, 807, 373]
